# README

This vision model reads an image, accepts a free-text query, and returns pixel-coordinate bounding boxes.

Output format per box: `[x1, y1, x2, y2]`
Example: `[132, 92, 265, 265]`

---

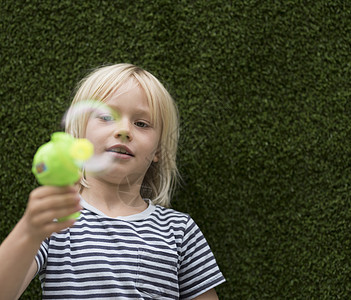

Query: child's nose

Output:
[114, 119, 132, 142]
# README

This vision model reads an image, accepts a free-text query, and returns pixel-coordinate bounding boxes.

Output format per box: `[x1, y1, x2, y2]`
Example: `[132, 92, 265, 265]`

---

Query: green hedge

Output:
[1, 0, 351, 298]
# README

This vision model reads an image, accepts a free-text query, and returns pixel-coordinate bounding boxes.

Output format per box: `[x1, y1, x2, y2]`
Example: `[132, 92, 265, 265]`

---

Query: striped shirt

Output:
[35, 198, 225, 299]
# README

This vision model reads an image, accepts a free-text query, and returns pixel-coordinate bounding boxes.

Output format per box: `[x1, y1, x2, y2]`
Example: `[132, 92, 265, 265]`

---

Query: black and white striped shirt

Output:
[35, 198, 225, 299]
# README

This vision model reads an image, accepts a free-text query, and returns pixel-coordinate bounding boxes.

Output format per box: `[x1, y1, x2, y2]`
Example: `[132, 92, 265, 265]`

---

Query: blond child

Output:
[0, 63, 225, 299]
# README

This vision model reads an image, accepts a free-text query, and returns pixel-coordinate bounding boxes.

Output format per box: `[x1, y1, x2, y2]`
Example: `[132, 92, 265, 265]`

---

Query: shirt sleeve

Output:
[34, 238, 49, 277]
[178, 217, 225, 299]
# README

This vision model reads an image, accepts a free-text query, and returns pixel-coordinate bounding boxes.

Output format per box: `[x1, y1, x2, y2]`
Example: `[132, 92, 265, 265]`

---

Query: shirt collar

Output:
[80, 196, 156, 221]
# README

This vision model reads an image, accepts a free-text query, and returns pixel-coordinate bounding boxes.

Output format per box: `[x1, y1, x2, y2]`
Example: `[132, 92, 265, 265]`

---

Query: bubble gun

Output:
[32, 132, 94, 221]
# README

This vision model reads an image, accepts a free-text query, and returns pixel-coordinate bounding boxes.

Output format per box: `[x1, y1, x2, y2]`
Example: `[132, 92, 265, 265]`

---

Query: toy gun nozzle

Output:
[71, 139, 94, 163]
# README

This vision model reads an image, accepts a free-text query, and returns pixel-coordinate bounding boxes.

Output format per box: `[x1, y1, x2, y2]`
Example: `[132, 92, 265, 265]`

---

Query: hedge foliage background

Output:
[1, 0, 351, 299]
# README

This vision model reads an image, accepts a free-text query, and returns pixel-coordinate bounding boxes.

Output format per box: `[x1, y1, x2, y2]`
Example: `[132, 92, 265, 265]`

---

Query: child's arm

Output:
[0, 186, 80, 300]
[192, 288, 219, 300]
[14, 254, 38, 299]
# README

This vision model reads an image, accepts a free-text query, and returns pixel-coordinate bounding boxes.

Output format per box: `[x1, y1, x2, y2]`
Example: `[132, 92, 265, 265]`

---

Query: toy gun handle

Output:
[32, 132, 93, 221]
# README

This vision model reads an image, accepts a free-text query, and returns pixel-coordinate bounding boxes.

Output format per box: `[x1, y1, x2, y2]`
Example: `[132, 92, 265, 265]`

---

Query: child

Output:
[0, 63, 225, 299]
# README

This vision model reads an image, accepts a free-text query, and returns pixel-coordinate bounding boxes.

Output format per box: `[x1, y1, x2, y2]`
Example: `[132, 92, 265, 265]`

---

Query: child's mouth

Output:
[106, 145, 134, 158]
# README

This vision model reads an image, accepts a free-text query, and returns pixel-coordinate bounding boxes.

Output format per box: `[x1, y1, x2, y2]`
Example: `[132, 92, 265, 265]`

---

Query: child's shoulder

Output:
[151, 204, 191, 224]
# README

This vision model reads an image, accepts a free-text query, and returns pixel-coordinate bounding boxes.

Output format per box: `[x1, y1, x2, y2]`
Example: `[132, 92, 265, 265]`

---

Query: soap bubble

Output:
[61, 99, 120, 176]
[61, 99, 120, 129]
[83, 152, 114, 173]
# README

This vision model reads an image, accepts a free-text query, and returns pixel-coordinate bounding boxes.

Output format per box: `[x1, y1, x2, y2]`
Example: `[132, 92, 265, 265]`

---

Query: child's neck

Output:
[80, 178, 148, 218]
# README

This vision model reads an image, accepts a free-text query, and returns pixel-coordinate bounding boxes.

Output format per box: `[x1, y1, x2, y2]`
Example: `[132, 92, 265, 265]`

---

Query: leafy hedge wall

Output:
[1, 0, 351, 299]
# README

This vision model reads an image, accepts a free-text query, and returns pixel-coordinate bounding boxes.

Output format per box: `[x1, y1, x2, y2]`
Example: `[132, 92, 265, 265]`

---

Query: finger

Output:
[43, 219, 77, 238]
[29, 192, 80, 216]
[31, 203, 82, 227]
[38, 192, 80, 211]
[30, 185, 78, 199]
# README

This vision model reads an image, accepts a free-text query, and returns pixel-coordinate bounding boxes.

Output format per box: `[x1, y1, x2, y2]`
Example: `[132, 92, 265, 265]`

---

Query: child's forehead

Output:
[106, 82, 147, 105]
[102, 76, 160, 126]
[103, 82, 151, 115]
[106, 100, 151, 117]
[109, 77, 140, 99]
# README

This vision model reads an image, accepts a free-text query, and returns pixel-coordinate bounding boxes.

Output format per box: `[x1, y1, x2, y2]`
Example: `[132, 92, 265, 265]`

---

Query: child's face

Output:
[84, 81, 161, 186]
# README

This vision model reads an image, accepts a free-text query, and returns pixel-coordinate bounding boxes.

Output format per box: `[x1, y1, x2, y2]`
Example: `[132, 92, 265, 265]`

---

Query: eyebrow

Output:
[134, 108, 151, 117]
[107, 104, 151, 118]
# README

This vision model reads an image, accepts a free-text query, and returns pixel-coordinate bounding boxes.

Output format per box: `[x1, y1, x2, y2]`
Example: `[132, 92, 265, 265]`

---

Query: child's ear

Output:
[153, 148, 160, 163]
[153, 154, 159, 163]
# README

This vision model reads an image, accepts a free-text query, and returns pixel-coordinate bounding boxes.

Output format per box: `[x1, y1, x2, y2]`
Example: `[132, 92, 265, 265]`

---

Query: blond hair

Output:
[65, 63, 179, 208]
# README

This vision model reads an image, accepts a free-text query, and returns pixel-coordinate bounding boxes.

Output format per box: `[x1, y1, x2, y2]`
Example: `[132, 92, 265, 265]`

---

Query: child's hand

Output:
[22, 186, 81, 243]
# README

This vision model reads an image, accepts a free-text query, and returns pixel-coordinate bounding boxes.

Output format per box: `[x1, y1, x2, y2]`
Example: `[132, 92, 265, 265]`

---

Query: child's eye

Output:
[98, 114, 115, 122]
[135, 121, 149, 128]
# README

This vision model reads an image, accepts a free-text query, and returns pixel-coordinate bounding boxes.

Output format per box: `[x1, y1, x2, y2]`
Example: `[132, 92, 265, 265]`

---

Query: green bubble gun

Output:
[32, 132, 94, 221]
